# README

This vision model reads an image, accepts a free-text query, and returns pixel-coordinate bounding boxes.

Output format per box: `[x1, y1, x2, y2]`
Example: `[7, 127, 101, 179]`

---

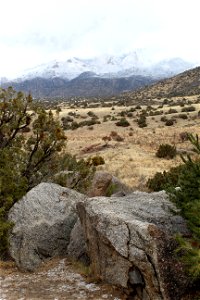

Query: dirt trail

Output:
[0, 258, 125, 300]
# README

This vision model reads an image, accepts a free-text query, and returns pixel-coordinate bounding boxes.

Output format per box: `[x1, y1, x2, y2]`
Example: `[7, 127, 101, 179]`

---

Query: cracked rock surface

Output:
[8, 183, 86, 271]
[77, 191, 190, 300]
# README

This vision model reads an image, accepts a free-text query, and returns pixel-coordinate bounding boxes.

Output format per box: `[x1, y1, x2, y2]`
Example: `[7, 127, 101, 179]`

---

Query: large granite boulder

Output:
[77, 191, 190, 300]
[8, 182, 86, 271]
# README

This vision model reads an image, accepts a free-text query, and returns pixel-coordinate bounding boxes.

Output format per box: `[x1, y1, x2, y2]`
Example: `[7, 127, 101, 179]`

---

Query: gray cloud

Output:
[0, 0, 200, 78]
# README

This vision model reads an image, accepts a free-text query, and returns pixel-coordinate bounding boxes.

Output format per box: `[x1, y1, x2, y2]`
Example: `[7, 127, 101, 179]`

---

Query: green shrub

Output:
[181, 106, 196, 112]
[156, 144, 176, 159]
[116, 118, 130, 127]
[147, 164, 185, 191]
[61, 116, 74, 123]
[119, 110, 126, 117]
[87, 111, 97, 118]
[61, 116, 74, 130]
[110, 131, 124, 142]
[89, 156, 105, 166]
[166, 108, 178, 114]
[178, 113, 188, 119]
[137, 114, 147, 128]
[71, 121, 79, 130]
[70, 118, 101, 129]
[79, 118, 100, 127]
[103, 115, 111, 122]
[106, 183, 118, 197]
[160, 116, 167, 122]
[54, 154, 95, 193]
[127, 112, 133, 118]
[163, 98, 169, 105]
[147, 172, 167, 191]
[165, 119, 174, 126]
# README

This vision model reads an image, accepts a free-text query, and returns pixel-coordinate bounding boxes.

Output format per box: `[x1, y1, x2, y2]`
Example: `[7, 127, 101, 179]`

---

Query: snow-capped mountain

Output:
[1, 51, 197, 98]
[15, 52, 194, 82]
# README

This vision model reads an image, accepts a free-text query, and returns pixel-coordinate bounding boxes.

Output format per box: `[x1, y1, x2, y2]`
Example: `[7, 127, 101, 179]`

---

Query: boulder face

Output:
[8, 182, 86, 271]
[77, 191, 190, 300]
[67, 219, 89, 265]
[87, 171, 128, 197]
[87, 171, 113, 197]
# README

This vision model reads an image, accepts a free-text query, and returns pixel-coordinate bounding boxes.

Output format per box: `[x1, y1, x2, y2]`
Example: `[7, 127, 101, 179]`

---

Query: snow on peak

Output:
[14, 51, 194, 81]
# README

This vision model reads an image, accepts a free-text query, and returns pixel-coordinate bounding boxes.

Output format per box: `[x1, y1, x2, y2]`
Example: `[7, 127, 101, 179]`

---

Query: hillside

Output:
[123, 66, 200, 100]
[2, 74, 155, 98]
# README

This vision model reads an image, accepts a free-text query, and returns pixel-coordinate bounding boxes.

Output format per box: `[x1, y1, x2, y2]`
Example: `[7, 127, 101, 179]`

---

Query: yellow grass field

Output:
[57, 99, 200, 189]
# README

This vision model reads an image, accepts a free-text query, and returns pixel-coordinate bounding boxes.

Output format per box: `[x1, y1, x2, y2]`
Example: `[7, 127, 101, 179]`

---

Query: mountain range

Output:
[1, 52, 196, 98]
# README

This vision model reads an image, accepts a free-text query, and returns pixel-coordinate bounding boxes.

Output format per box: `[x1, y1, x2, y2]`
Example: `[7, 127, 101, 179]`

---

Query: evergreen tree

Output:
[147, 134, 200, 278]
[0, 87, 94, 258]
[170, 134, 200, 278]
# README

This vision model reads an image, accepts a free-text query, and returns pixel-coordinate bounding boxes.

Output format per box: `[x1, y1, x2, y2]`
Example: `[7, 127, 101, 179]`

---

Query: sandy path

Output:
[0, 258, 125, 300]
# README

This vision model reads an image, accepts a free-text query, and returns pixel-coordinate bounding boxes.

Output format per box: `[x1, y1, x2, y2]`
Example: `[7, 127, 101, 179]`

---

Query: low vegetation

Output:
[148, 134, 200, 279]
[1, 81, 200, 288]
[0, 87, 94, 258]
[115, 117, 130, 127]
[146, 165, 184, 191]
[156, 144, 177, 159]
[88, 155, 105, 166]
[137, 113, 147, 128]
[169, 135, 200, 278]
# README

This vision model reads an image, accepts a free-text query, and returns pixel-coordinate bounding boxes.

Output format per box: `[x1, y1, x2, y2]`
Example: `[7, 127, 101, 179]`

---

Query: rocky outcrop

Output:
[8, 183, 86, 271]
[67, 219, 89, 265]
[87, 171, 112, 197]
[77, 191, 190, 300]
[87, 171, 128, 197]
[8, 182, 192, 299]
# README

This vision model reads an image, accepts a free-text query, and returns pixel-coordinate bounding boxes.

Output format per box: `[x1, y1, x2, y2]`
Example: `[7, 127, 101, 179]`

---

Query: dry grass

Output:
[57, 100, 200, 189]
[0, 260, 18, 276]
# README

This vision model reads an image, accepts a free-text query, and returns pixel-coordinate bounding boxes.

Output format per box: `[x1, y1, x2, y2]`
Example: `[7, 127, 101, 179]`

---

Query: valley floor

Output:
[63, 103, 200, 189]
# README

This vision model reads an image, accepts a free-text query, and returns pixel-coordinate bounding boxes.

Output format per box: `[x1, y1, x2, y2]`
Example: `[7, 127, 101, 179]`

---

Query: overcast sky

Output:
[0, 0, 200, 78]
